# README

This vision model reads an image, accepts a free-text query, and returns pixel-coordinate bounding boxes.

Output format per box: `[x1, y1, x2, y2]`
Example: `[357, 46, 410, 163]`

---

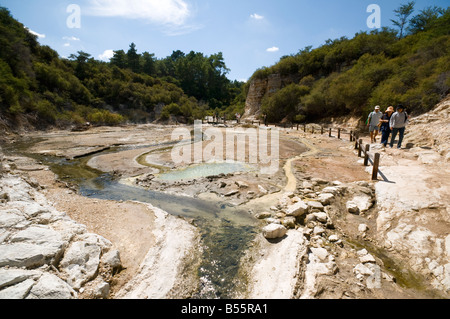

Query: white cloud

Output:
[250, 13, 264, 20]
[26, 28, 46, 39]
[266, 46, 279, 52]
[63, 43, 71, 47]
[86, 0, 190, 26]
[98, 49, 115, 61]
[63, 36, 80, 41]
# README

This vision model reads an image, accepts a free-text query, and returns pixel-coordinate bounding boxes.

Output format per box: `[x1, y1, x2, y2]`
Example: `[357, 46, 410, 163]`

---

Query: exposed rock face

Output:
[243, 78, 268, 120]
[405, 94, 450, 160]
[243, 72, 306, 121]
[243, 74, 284, 120]
[0, 174, 122, 299]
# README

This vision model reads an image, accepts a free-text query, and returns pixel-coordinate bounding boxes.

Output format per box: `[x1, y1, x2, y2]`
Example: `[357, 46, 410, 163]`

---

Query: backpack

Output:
[366, 112, 375, 125]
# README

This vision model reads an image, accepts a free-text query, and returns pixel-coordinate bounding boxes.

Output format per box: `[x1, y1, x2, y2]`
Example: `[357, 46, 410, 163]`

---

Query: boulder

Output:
[224, 190, 239, 197]
[235, 181, 249, 189]
[313, 226, 326, 236]
[302, 181, 314, 189]
[346, 201, 360, 215]
[10, 226, 66, 250]
[328, 234, 339, 242]
[281, 217, 296, 229]
[26, 273, 76, 299]
[258, 185, 268, 194]
[265, 218, 281, 225]
[310, 247, 328, 261]
[317, 193, 334, 205]
[351, 195, 373, 213]
[285, 201, 308, 217]
[360, 254, 376, 264]
[255, 212, 272, 220]
[358, 224, 369, 233]
[307, 201, 324, 213]
[262, 224, 287, 239]
[321, 187, 340, 195]
[312, 212, 328, 224]
[60, 240, 102, 289]
[0, 268, 41, 290]
[102, 249, 122, 271]
[311, 178, 328, 185]
[93, 281, 110, 299]
[0, 278, 36, 299]
[0, 209, 25, 228]
[0, 242, 63, 268]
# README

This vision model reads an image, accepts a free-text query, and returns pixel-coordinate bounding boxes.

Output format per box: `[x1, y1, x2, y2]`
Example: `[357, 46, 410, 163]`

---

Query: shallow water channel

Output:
[6, 140, 259, 299]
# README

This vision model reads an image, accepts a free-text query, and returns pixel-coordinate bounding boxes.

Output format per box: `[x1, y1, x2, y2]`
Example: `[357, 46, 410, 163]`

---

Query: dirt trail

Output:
[283, 137, 321, 192]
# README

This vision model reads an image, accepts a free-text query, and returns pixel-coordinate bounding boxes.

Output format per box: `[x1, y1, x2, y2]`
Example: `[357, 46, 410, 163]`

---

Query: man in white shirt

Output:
[367, 105, 383, 143]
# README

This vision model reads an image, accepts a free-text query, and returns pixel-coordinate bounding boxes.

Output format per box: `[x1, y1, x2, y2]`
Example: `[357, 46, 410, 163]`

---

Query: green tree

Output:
[141, 51, 156, 76]
[391, 1, 416, 38]
[110, 50, 127, 69]
[261, 83, 308, 122]
[69, 51, 92, 80]
[408, 6, 446, 34]
[127, 42, 140, 73]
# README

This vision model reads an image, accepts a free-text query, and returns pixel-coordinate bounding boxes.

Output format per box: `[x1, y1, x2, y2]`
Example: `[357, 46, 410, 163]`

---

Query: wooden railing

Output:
[251, 121, 383, 181]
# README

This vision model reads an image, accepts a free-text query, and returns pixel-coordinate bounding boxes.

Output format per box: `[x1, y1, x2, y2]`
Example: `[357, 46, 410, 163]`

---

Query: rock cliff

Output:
[243, 74, 298, 121]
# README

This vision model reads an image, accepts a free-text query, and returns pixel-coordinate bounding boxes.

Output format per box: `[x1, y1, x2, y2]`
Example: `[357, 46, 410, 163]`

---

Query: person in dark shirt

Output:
[379, 106, 394, 148]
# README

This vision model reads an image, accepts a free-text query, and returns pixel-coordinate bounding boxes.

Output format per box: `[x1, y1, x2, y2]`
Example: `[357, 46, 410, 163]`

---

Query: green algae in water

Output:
[157, 162, 255, 182]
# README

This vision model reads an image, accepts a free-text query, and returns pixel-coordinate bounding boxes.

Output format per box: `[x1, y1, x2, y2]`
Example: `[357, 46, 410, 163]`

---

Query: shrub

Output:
[35, 99, 58, 123]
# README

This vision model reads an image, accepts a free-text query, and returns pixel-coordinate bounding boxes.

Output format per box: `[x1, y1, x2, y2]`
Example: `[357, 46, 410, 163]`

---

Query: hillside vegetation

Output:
[0, 7, 244, 130]
[252, 4, 449, 123]
[1, 4, 449, 130]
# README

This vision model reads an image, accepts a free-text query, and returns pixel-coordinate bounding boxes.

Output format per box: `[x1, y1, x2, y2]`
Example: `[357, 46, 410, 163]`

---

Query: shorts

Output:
[369, 125, 379, 132]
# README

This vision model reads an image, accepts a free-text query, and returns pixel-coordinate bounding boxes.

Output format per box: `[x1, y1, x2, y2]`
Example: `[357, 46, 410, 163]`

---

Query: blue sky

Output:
[1, 0, 448, 81]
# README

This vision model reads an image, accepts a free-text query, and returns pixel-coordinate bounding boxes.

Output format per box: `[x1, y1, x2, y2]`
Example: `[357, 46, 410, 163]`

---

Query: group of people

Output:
[366, 104, 409, 149]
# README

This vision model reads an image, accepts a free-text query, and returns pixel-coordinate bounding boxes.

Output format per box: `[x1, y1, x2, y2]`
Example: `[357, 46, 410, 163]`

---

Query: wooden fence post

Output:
[372, 153, 380, 180]
[321, 126, 324, 135]
[338, 128, 341, 139]
[354, 135, 359, 150]
[329, 128, 332, 137]
[304, 124, 306, 133]
[358, 139, 363, 157]
[312, 126, 315, 134]
[350, 131, 353, 142]
[364, 144, 370, 166]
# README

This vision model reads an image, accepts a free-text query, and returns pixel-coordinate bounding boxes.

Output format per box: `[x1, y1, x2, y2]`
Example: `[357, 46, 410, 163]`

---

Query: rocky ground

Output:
[0, 172, 122, 299]
[0, 96, 448, 299]
[238, 95, 450, 299]
[0, 149, 203, 299]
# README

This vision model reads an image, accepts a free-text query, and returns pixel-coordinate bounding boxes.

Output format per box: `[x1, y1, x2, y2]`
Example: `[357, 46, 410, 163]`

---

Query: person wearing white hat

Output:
[366, 105, 383, 143]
